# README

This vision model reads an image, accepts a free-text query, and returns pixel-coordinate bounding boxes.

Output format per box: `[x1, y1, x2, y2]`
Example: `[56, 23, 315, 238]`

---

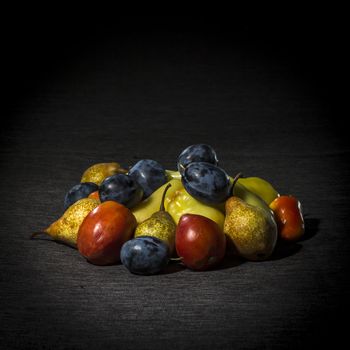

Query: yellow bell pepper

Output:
[165, 169, 181, 181]
[237, 177, 279, 205]
[167, 188, 225, 230]
[132, 179, 183, 224]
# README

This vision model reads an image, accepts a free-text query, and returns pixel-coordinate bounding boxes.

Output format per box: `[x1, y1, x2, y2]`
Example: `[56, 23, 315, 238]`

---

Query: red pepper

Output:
[269, 195, 305, 241]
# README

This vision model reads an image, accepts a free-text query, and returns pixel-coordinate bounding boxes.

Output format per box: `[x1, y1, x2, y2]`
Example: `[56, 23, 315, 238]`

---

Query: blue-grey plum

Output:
[120, 236, 169, 275]
[182, 162, 231, 204]
[128, 159, 167, 198]
[99, 174, 143, 208]
[64, 182, 99, 210]
[177, 144, 218, 175]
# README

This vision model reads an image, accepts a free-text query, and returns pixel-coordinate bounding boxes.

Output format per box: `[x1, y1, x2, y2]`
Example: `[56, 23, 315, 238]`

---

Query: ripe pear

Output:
[224, 197, 277, 261]
[134, 183, 177, 254]
[81, 162, 127, 185]
[31, 198, 99, 247]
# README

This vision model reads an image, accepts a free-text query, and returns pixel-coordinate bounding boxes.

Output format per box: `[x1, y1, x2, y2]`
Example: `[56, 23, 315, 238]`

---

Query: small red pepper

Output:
[269, 195, 305, 241]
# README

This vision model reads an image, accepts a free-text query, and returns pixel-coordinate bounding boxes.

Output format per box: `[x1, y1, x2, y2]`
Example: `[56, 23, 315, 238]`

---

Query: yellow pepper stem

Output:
[160, 183, 172, 211]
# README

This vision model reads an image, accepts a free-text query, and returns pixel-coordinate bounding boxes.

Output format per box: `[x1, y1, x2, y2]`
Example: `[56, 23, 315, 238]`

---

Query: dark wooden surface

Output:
[1, 17, 349, 349]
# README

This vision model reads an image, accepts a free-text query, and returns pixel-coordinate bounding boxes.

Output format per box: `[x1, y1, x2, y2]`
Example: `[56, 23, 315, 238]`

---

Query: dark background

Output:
[1, 15, 349, 349]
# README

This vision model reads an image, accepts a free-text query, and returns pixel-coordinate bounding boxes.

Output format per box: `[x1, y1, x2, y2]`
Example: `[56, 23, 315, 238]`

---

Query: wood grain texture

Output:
[1, 19, 348, 349]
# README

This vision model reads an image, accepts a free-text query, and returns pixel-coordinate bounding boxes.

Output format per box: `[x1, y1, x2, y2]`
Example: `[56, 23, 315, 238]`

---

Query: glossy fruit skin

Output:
[77, 201, 137, 265]
[177, 144, 218, 175]
[88, 190, 100, 202]
[99, 174, 143, 208]
[64, 182, 99, 210]
[81, 162, 127, 185]
[176, 214, 226, 271]
[121, 236, 169, 275]
[237, 177, 279, 205]
[131, 179, 183, 225]
[182, 162, 231, 204]
[128, 159, 167, 198]
[269, 195, 305, 241]
[167, 187, 225, 229]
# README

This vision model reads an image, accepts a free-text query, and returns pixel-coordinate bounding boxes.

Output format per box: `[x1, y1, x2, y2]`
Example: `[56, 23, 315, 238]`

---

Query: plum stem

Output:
[160, 183, 172, 212]
[170, 257, 183, 261]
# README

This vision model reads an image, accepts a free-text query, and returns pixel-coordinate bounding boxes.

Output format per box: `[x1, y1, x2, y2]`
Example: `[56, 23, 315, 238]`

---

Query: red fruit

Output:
[77, 201, 136, 265]
[176, 214, 226, 271]
[269, 195, 305, 241]
[88, 190, 100, 202]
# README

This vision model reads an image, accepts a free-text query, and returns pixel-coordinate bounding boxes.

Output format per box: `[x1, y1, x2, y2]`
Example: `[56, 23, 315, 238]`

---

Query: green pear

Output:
[224, 196, 277, 261]
[31, 198, 99, 247]
[134, 183, 177, 254]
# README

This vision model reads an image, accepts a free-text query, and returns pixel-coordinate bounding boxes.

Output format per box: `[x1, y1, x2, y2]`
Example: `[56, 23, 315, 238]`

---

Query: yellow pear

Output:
[31, 198, 99, 247]
[134, 184, 177, 254]
[81, 162, 127, 185]
[224, 196, 277, 261]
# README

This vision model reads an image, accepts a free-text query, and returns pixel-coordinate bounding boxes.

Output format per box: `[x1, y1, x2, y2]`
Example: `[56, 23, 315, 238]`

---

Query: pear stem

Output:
[30, 231, 48, 239]
[160, 183, 172, 212]
[231, 172, 243, 192]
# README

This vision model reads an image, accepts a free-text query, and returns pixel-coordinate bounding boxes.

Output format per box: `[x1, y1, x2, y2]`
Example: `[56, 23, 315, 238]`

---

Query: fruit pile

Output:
[32, 144, 305, 274]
